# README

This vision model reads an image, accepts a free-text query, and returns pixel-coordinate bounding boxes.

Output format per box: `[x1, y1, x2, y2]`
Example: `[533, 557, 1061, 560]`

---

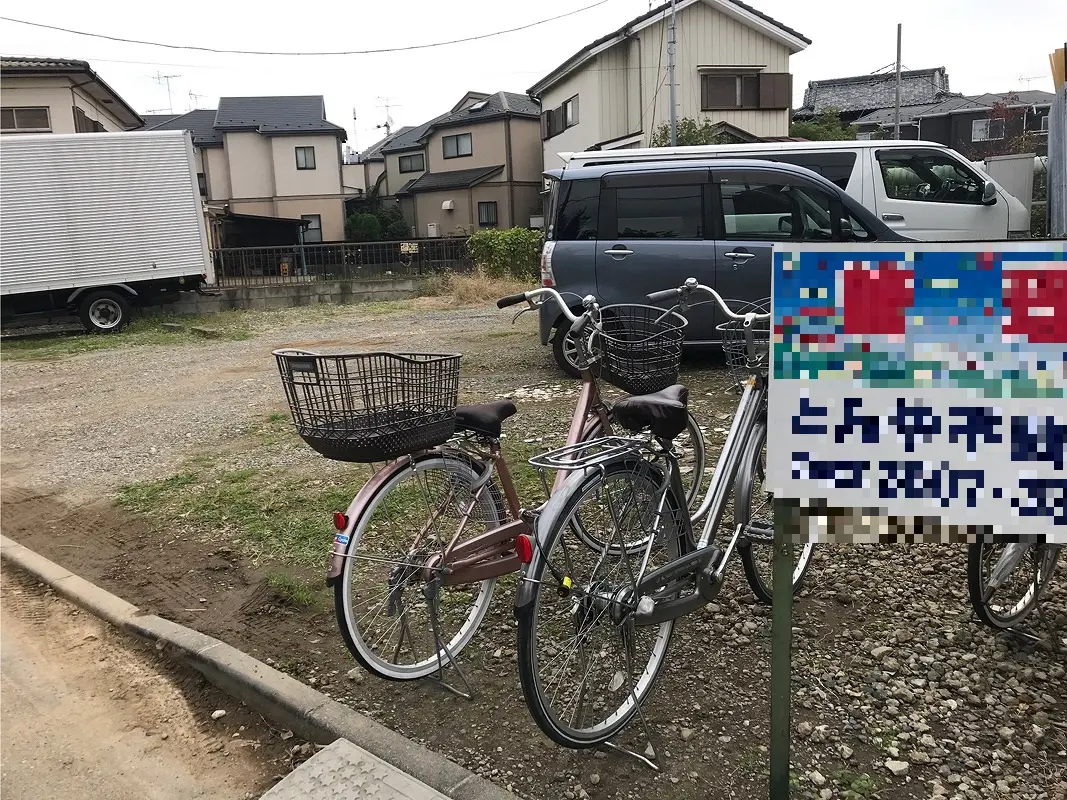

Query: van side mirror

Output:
[982, 180, 998, 205]
[840, 217, 855, 239]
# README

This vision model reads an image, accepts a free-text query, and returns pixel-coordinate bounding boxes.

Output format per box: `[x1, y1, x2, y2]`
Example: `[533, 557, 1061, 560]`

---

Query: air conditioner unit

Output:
[426, 222, 440, 238]
[441, 199, 455, 211]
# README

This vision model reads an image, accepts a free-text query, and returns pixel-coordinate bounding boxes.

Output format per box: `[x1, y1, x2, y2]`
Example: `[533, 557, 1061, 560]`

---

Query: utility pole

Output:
[153, 71, 181, 114]
[893, 23, 902, 140]
[668, 0, 678, 146]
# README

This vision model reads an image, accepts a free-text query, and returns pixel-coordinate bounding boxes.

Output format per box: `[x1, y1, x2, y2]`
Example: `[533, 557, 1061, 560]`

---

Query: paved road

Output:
[1, 573, 278, 800]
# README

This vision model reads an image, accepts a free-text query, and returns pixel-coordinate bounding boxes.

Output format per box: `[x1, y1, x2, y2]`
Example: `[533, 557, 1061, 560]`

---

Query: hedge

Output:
[467, 228, 543, 280]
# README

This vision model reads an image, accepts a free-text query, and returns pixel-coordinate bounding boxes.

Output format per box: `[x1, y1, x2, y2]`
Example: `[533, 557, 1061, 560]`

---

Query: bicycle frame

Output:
[324, 356, 613, 588]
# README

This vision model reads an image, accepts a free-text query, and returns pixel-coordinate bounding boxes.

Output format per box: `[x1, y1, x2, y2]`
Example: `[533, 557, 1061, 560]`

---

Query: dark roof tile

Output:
[147, 109, 223, 146]
[397, 165, 504, 194]
[215, 96, 347, 139]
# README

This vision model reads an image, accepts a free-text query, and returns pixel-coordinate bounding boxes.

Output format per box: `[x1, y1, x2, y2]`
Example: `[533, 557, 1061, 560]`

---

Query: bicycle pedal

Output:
[697, 548, 725, 601]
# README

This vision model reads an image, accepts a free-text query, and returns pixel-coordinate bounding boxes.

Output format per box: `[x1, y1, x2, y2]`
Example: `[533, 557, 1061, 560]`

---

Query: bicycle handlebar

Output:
[496, 286, 587, 323]
[646, 278, 771, 321]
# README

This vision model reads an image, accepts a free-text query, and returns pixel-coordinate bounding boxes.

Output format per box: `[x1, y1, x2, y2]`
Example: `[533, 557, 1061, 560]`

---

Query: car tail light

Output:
[540, 241, 556, 287]
[515, 534, 534, 564]
[332, 512, 349, 531]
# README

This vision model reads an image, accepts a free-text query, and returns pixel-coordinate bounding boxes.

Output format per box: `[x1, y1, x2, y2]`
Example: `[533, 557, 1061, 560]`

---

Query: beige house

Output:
[1, 57, 143, 134]
[528, 0, 810, 167]
[370, 91, 542, 237]
[150, 97, 349, 242]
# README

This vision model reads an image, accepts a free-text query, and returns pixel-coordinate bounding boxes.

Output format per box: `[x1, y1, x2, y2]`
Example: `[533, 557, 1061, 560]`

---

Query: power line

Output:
[0, 2, 612, 56]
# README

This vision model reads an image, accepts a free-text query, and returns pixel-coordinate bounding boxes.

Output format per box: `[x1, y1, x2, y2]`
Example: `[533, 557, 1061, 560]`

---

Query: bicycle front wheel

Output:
[335, 452, 503, 680]
[967, 541, 1059, 630]
[735, 419, 815, 604]
[516, 458, 688, 748]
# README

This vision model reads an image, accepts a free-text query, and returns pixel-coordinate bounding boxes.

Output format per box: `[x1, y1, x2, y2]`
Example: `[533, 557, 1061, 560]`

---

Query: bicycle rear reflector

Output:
[332, 512, 349, 531]
[516, 534, 533, 564]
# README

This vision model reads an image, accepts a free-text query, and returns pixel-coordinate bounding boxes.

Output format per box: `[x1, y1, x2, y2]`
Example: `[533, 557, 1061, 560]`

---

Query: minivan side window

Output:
[554, 179, 599, 241]
[614, 185, 703, 239]
[718, 179, 870, 241]
[876, 150, 985, 204]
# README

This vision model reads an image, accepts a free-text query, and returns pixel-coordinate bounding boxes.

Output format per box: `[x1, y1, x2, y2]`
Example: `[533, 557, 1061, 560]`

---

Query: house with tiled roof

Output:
[1, 57, 143, 133]
[149, 96, 349, 241]
[794, 67, 952, 124]
[526, 0, 809, 167]
[372, 90, 543, 236]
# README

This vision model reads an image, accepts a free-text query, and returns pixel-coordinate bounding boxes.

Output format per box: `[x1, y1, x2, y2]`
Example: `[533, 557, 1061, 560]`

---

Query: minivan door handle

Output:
[604, 247, 634, 258]
[882, 213, 905, 222]
[724, 251, 756, 262]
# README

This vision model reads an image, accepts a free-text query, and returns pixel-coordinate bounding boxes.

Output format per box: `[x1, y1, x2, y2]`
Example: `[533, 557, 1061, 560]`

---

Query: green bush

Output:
[345, 213, 381, 242]
[467, 228, 543, 280]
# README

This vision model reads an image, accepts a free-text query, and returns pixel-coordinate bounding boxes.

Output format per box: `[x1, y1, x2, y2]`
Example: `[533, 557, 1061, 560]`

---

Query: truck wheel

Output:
[551, 324, 582, 378]
[79, 290, 131, 333]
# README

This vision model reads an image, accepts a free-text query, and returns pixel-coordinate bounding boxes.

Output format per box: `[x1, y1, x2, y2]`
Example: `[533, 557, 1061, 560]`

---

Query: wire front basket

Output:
[273, 349, 461, 463]
[715, 298, 771, 378]
[596, 304, 687, 396]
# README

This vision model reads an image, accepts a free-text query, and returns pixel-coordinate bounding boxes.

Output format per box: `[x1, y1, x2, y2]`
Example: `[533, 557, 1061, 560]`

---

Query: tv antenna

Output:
[152, 71, 181, 114]
[375, 96, 398, 136]
[351, 106, 359, 152]
[1018, 74, 1043, 89]
[187, 90, 206, 110]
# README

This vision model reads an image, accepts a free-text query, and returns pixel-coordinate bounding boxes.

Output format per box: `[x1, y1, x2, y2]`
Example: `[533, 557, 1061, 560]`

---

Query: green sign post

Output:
[769, 499, 799, 799]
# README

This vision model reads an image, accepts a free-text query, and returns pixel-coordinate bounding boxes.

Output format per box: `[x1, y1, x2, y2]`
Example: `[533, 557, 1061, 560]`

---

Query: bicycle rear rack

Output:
[528, 436, 652, 473]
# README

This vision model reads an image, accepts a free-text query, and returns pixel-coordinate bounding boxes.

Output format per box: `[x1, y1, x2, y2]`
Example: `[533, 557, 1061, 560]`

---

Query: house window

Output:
[614, 185, 703, 240]
[855, 131, 875, 141]
[295, 146, 316, 170]
[443, 133, 472, 159]
[1040, 115, 1050, 132]
[197, 172, 207, 197]
[876, 150, 985, 205]
[301, 214, 322, 242]
[700, 72, 791, 111]
[478, 201, 499, 227]
[398, 153, 424, 173]
[972, 118, 1005, 142]
[1, 106, 51, 132]
[73, 106, 105, 133]
[563, 96, 579, 128]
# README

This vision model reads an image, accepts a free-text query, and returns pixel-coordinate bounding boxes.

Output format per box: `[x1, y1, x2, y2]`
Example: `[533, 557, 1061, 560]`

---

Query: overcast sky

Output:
[2, 0, 1063, 150]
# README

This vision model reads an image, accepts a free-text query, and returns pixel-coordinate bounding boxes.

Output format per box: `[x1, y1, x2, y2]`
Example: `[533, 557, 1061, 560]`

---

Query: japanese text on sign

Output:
[767, 243, 1067, 540]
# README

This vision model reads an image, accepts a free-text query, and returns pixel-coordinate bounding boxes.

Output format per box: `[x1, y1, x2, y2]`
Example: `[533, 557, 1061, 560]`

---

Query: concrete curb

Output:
[0, 535, 518, 800]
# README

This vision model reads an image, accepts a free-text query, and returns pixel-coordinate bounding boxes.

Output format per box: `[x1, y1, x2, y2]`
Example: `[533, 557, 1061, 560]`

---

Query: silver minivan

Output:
[539, 157, 907, 375]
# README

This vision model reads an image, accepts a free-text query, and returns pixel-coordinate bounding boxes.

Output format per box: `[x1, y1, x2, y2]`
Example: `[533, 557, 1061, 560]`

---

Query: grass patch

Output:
[117, 461, 371, 568]
[419, 267, 529, 308]
[266, 571, 323, 608]
[832, 769, 879, 799]
[1, 311, 251, 361]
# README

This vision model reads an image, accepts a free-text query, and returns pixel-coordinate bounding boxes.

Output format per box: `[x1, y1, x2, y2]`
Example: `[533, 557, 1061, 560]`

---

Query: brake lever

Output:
[511, 301, 538, 324]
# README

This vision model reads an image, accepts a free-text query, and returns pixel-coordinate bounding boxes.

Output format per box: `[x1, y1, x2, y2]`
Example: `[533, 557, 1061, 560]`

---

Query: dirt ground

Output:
[2, 300, 1064, 800]
[0, 566, 312, 799]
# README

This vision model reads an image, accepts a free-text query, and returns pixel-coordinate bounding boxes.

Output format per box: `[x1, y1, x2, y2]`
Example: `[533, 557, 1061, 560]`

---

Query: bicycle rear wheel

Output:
[516, 458, 688, 748]
[967, 541, 1059, 630]
[735, 419, 815, 604]
[335, 451, 504, 680]
[584, 410, 706, 512]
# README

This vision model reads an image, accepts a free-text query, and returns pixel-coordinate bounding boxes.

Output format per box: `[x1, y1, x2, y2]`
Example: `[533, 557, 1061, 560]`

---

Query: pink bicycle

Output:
[273, 287, 704, 694]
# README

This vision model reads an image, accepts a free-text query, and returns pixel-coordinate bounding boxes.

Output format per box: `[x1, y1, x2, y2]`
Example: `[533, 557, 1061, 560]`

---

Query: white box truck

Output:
[1, 130, 214, 332]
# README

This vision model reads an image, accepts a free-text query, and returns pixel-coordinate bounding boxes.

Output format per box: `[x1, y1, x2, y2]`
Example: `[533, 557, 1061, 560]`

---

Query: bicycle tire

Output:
[335, 450, 505, 680]
[516, 458, 687, 748]
[583, 409, 707, 512]
[966, 541, 1058, 630]
[736, 419, 815, 604]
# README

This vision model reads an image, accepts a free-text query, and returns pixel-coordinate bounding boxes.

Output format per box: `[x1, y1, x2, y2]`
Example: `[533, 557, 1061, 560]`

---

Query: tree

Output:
[788, 108, 857, 141]
[343, 195, 410, 241]
[345, 213, 381, 242]
[650, 118, 741, 147]
[964, 92, 1044, 160]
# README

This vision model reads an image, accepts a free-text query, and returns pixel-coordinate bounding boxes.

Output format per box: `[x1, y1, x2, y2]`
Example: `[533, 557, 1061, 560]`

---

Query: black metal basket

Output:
[595, 304, 687, 396]
[273, 349, 461, 463]
[715, 298, 771, 378]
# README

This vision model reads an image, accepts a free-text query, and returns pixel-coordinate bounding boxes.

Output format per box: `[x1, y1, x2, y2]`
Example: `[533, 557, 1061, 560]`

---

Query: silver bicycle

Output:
[967, 538, 1062, 636]
[513, 278, 815, 750]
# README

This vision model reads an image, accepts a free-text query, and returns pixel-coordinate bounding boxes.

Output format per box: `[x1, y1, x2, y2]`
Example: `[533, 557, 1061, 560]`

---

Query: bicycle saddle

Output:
[455, 400, 518, 438]
[612, 384, 689, 440]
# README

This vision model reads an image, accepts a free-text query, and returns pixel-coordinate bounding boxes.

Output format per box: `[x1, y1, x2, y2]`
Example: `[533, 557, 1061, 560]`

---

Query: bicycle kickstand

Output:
[423, 578, 476, 700]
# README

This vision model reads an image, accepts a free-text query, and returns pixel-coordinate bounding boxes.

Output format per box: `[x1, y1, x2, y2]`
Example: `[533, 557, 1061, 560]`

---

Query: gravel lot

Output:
[2, 299, 1064, 800]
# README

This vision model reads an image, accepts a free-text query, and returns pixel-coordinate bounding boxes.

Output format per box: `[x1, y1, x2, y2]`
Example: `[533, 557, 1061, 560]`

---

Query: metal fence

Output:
[211, 238, 472, 287]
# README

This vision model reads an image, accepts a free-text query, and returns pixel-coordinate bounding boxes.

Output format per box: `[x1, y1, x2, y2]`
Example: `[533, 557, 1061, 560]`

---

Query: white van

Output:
[560, 140, 1031, 241]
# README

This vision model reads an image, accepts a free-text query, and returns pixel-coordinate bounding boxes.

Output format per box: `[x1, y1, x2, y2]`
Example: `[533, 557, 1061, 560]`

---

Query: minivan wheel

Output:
[551, 324, 582, 378]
